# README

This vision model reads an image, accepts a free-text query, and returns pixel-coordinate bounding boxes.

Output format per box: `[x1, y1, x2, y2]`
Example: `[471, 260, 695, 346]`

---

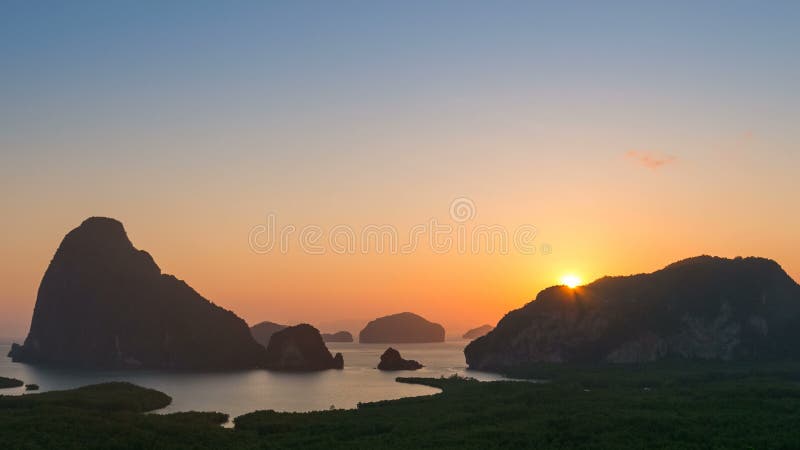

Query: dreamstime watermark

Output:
[248, 197, 552, 256]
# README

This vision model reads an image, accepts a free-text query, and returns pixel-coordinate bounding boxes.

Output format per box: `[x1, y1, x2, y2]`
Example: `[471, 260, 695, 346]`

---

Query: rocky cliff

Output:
[8, 217, 267, 369]
[264, 324, 344, 371]
[465, 256, 800, 370]
[359, 312, 445, 343]
[377, 348, 423, 371]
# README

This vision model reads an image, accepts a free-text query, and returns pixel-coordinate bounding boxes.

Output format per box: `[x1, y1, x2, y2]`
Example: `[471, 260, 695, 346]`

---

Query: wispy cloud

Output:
[625, 151, 676, 170]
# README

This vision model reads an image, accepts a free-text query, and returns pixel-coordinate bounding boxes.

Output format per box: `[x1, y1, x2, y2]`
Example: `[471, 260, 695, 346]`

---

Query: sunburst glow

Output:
[560, 274, 581, 289]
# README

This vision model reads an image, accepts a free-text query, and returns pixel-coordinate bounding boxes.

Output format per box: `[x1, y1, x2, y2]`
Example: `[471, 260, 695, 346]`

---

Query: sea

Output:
[0, 340, 506, 425]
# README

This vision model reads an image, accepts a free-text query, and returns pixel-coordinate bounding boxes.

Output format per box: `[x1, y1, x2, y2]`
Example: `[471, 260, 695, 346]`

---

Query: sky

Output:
[1, 1, 799, 339]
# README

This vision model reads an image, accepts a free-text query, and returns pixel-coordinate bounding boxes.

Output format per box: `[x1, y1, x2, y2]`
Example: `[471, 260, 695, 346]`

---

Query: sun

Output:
[560, 274, 581, 289]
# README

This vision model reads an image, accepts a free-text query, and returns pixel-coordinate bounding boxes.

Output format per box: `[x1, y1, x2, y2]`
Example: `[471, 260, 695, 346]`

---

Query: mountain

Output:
[264, 324, 344, 371]
[465, 256, 800, 370]
[359, 312, 445, 343]
[250, 321, 288, 348]
[8, 217, 267, 370]
[463, 325, 494, 340]
[321, 331, 353, 343]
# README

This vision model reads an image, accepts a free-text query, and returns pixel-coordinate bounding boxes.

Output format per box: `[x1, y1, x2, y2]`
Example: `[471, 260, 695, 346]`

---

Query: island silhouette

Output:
[466, 256, 800, 370]
[359, 312, 445, 344]
[9, 218, 343, 371]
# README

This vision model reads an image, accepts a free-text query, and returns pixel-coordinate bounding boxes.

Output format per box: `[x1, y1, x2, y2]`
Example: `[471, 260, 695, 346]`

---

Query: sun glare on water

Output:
[560, 274, 581, 289]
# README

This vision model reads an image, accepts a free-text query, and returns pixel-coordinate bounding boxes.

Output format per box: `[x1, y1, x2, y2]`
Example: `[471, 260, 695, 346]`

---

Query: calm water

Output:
[0, 341, 504, 424]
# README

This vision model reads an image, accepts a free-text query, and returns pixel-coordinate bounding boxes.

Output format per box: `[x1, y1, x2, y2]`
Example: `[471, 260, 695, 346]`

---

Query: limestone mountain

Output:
[466, 256, 800, 370]
[377, 348, 423, 371]
[263, 324, 344, 371]
[8, 217, 267, 369]
[359, 312, 445, 344]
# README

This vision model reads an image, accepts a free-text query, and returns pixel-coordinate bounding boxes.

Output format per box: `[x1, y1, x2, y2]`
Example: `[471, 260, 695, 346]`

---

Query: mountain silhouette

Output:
[359, 312, 445, 343]
[8, 217, 267, 369]
[264, 324, 344, 371]
[377, 348, 423, 371]
[466, 256, 800, 370]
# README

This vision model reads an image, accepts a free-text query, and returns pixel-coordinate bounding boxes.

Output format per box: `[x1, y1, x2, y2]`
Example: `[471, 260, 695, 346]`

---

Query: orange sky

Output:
[2, 3, 799, 339]
[2, 154, 798, 339]
[1, 122, 798, 339]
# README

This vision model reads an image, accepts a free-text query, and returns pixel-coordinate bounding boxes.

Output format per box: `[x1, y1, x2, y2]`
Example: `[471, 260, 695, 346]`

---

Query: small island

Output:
[321, 331, 354, 343]
[0, 377, 24, 389]
[359, 312, 445, 343]
[377, 348, 423, 371]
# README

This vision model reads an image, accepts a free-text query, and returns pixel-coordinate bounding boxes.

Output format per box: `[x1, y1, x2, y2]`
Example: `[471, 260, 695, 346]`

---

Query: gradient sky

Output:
[2, 1, 799, 339]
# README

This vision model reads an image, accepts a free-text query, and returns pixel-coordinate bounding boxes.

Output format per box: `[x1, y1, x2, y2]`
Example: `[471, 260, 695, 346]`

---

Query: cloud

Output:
[625, 150, 676, 170]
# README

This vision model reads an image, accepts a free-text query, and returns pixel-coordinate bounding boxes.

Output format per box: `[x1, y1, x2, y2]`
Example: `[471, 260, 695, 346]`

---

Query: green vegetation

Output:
[4, 366, 800, 448]
[0, 382, 169, 412]
[0, 383, 240, 449]
[0, 376, 24, 389]
[236, 369, 800, 449]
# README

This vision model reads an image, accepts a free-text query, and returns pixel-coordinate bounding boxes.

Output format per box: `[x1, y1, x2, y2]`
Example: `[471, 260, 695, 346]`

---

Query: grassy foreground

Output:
[3, 365, 800, 449]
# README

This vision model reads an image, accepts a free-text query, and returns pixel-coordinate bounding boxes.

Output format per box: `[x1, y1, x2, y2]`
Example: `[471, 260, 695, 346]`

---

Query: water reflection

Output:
[0, 341, 505, 424]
